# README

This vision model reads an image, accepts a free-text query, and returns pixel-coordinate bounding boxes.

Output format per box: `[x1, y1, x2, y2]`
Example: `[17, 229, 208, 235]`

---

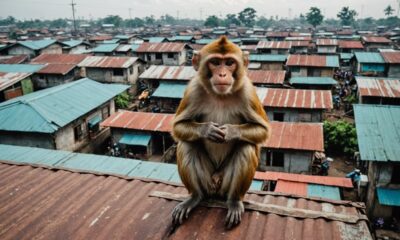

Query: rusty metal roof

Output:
[260, 88, 333, 110]
[88, 35, 113, 41]
[254, 171, 353, 188]
[101, 111, 173, 133]
[286, 40, 310, 47]
[265, 121, 324, 151]
[286, 54, 339, 68]
[248, 70, 285, 85]
[0, 72, 32, 91]
[256, 41, 291, 49]
[0, 162, 372, 240]
[37, 63, 76, 75]
[78, 56, 139, 68]
[381, 51, 400, 64]
[362, 36, 391, 43]
[31, 54, 88, 64]
[266, 32, 290, 37]
[356, 77, 400, 98]
[136, 42, 186, 53]
[316, 39, 338, 46]
[139, 65, 196, 81]
[275, 180, 308, 196]
[0, 55, 29, 64]
[338, 40, 364, 49]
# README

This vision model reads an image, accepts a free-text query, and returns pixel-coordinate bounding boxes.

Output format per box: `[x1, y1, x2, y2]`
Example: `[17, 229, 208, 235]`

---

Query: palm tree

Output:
[384, 5, 394, 17]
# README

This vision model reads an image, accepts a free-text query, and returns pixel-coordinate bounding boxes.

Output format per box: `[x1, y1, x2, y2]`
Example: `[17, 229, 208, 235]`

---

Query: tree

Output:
[102, 15, 122, 27]
[306, 7, 324, 28]
[115, 92, 130, 109]
[145, 15, 155, 25]
[323, 120, 358, 156]
[238, 7, 257, 27]
[337, 7, 357, 26]
[299, 14, 306, 24]
[384, 5, 394, 17]
[256, 16, 270, 28]
[49, 18, 68, 28]
[224, 14, 240, 27]
[125, 17, 144, 28]
[0, 16, 16, 26]
[204, 15, 221, 27]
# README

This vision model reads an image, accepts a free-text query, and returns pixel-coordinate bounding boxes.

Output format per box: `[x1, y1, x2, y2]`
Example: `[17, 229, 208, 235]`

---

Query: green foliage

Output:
[238, 7, 257, 27]
[256, 16, 271, 28]
[49, 19, 68, 28]
[337, 7, 358, 26]
[204, 15, 221, 27]
[323, 120, 358, 156]
[0, 16, 16, 26]
[306, 7, 324, 28]
[125, 17, 144, 28]
[115, 92, 130, 109]
[102, 15, 123, 27]
[224, 14, 240, 27]
[344, 94, 357, 104]
[384, 5, 394, 17]
[145, 15, 156, 25]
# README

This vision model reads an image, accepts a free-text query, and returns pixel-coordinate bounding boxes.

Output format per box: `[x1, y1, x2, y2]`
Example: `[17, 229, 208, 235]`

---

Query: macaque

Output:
[171, 36, 270, 228]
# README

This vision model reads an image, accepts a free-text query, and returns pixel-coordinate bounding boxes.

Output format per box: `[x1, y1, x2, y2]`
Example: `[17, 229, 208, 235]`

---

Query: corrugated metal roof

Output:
[354, 104, 400, 162]
[152, 82, 186, 99]
[340, 53, 354, 60]
[362, 36, 391, 43]
[146, 37, 168, 43]
[286, 40, 310, 47]
[377, 188, 400, 206]
[266, 32, 290, 37]
[119, 132, 151, 146]
[354, 52, 385, 63]
[0, 78, 129, 133]
[285, 37, 312, 41]
[249, 54, 287, 62]
[287, 55, 339, 67]
[0, 64, 45, 73]
[0, 161, 371, 240]
[316, 39, 338, 46]
[254, 171, 353, 188]
[62, 40, 84, 48]
[114, 34, 131, 40]
[0, 72, 32, 91]
[0, 55, 29, 64]
[36, 63, 76, 75]
[139, 65, 195, 81]
[256, 41, 291, 49]
[264, 121, 324, 151]
[136, 42, 186, 53]
[116, 44, 132, 52]
[381, 51, 400, 64]
[290, 77, 338, 85]
[78, 56, 139, 68]
[169, 36, 194, 41]
[248, 70, 285, 85]
[338, 40, 364, 49]
[308, 184, 341, 200]
[18, 39, 57, 50]
[275, 180, 307, 196]
[92, 43, 119, 53]
[89, 35, 113, 41]
[356, 77, 400, 98]
[260, 88, 333, 109]
[31, 53, 87, 64]
[103, 39, 120, 44]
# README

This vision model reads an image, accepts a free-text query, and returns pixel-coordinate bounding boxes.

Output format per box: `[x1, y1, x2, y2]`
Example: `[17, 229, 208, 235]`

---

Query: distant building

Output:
[266, 31, 289, 41]
[249, 54, 287, 70]
[351, 52, 386, 77]
[289, 76, 337, 90]
[62, 40, 91, 54]
[135, 42, 190, 66]
[256, 41, 291, 55]
[316, 39, 338, 54]
[0, 79, 129, 152]
[356, 77, 400, 105]
[286, 54, 339, 77]
[4, 39, 65, 58]
[361, 36, 392, 52]
[247, 70, 286, 88]
[287, 40, 309, 54]
[91, 43, 119, 56]
[338, 40, 364, 53]
[381, 51, 400, 78]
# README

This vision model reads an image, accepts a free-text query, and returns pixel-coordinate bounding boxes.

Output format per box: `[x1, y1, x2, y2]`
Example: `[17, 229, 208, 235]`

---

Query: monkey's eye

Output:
[209, 58, 221, 66]
[225, 58, 236, 67]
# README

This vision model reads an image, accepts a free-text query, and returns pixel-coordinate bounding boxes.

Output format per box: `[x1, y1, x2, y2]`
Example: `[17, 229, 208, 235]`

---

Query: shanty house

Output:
[316, 39, 338, 54]
[135, 42, 189, 66]
[338, 40, 364, 53]
[5, 39, 64, 58]
[356, 77, 400, 105]
[257, 88, 333, 122]
[352, 52, 386, 77]
[287, 41, 309, 54]
[354, 104, 400, 220]
[0, 78, 129, 152]
[249, 54, 287, 70]
[266, 31, 289, 41]
[151, 82, 187, 113]
[256, 41, 291, 55]
[361, 36, 392, 52]
[62, 40, 91, 54]
[247, 70, 286, 88]
[286, 54, 339, 77]
[381, 51, 400, 78]
[289, 77, 338, 90]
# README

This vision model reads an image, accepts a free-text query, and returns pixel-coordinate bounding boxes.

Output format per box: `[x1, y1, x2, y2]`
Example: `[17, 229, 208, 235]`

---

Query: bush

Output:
[323, 120, 358, 156]
[115, 92, 130, 109]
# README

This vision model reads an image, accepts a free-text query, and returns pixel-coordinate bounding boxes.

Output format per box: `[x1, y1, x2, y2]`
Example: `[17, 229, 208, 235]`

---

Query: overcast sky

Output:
[0, 0, 398, 20]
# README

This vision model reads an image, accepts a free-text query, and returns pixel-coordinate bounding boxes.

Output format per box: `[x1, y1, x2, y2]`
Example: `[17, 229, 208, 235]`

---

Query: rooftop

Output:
[17, 39, 58, 50]
[249, 54, 287, 62]
[92, 43, 119, 53]
[78, 56, 140, 68]
[136, 42, 186, 53]
[290, 77, 338, 86]
[247, 70, 286, 85]
[139, 65, 196, 81]
[0, 64, 44, 73]
[316, 39, 338, 46]
[356, 77, 400, 98]
[286, 55, 339, 68]
[256, 41, 291, 49]
[36, 63, 76, 75]
[362, 36, 391, 43]
[380, 51, 400, 64]
[151, 82, 187, 99]
[354, 52, 385, 64]
[0, 72, 33, 91]
[31, 53, 88, 64]
[338, 40, 364, 49]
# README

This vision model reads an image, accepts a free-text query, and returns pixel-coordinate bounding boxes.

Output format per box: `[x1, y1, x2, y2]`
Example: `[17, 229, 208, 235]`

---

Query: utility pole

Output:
[129, 8, 132, 20]
[70, 0, 77, 36]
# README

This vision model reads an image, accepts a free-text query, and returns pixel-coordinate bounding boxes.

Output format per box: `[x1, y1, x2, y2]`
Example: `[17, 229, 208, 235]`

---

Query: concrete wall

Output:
[41, 44, 63, 55]
[33, 72, 75, 89]
[290, 67, 334, 77]
[260, 148, 313, 173]
[138, 50, 187, 66]
[260, 62, 284, 70]
[85, 63, 143, 85]
[266, 108, 323, 122]
[8, 45, 35, 57]
[0, 130, 55, 149]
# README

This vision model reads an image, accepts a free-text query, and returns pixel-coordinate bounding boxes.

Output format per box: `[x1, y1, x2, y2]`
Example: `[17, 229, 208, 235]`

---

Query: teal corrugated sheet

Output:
[361, 63, 385, 72]
[115, 35, 129, 40]
[340, 53, 353, 60]
[170, 36, 194, 41]
[354, 104, 400, 162]
[152, 82, 186, 99]
[92, 43, 119, 52]
[377, 188, 400, 206]
[62, 40, 83, 48]
[355, 52, 385, 63]
[250, 180, 264, 191]
[131, 44, 140, 51]
[119, 133, 151, 146]
[147, 163, 178, 181]
[103, 39, 120, 44]
[127, 161, 164, 178]
[326, 56, 340, 67]
[19, 39, 57, 50]
[290, 77, 337, 85]
[249, 54, 287, 62]
[147, 37, 167, 43]
[307, 184, 341, 200]
[0, 64, 45, 73]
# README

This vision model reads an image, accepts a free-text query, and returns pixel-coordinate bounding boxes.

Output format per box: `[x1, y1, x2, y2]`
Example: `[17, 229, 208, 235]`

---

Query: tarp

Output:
[377, 188, 400, 206]
[119, 132, 151, 146]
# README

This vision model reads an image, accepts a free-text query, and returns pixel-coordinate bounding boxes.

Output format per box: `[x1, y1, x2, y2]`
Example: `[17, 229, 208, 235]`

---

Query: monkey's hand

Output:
[199, 122, 225, 143]
[220, 124, 241, 142]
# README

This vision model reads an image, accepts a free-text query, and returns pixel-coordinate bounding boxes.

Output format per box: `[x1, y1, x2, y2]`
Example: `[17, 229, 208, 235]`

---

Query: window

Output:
[129, 66, 134, 74]
[291, 67, 300, 72]
[102, 106, 110, 120]
[74, 124, 84, 141]
[156, 53, 162, 60]
[167, 53, 174, 58]
[298, 113, 312, 122]
[266, 151, 285, 167]
[147, 54, 151, 60]
[113, 69, 124, 76]
[273, 112, 285, 121]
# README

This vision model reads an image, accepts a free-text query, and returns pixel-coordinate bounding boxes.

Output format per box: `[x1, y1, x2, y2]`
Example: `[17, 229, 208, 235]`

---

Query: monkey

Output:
[171, 36, 270, 228]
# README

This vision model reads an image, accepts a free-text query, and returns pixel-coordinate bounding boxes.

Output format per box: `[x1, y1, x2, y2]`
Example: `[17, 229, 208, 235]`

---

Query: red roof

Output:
[136, 42, 186, 53]
[78, 56, 139, 68]
[275, 180, 307, 195]
[356, 77, 400, 98]
[248, 70, 285, 85]
[316, 39, 338, 46]
[287, 40, 310, 47]
[101, 111, 174, 132]
[338, 40, 364, 49]
[89, 35, 113, 41]
[37, 63, 76, 75]
[362, 36, 391, 43]
[0, 72, 32, 91]
[254, 171, 354, 188]
[256, 41, 291, 49]
[286, 55, 334, 67]
[381, 52, 400, 64]
[260, 88, 333, 109]
[266, 32, 289, 37]
[265, 121, 324, 151]
[240, 45, 257, 51]
[31, 54, 88, 64]
[0, 55, 29, 64]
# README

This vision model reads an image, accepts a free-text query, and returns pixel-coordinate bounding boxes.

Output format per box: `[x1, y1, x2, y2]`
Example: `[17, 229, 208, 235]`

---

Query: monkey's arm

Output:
[173, 121, 225, 142]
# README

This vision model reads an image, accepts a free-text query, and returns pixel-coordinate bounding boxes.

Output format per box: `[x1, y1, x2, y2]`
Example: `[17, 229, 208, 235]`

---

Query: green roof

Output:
[0, 64, 45, 73]
[307, 184, 341, 200]
[92, 43, 119, 53]
[0, 78, 129, 133]
[290, 77, 338, 85]
[354, 104, 400, 162]
[326, 55, 340, 67]
[151, 82, 186, 99]
[249, 54, 287, 62]
[377, 188, 400, 206]
[354, 52, 385, 64]
[146, 37, 167, 43]
[119, 132, 152, 146]
[114, 35, 130, 40]
[18, 39, 57, 50]
[62, 40, 83, 48]
[340, 53, 354, 60]
[131, 44, 140, 51]
[169, 36, 194, 41]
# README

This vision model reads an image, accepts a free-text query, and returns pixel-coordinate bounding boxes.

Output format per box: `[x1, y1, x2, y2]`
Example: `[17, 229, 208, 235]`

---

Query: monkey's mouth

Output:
[213, 84, 231, 93]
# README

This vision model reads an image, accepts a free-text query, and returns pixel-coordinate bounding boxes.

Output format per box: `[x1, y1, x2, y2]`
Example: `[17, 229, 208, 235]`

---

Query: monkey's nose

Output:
[219, 73, 227, 78]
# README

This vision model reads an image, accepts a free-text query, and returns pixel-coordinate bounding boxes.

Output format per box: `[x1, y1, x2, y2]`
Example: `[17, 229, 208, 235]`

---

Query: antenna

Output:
[70, 0, 77, 36]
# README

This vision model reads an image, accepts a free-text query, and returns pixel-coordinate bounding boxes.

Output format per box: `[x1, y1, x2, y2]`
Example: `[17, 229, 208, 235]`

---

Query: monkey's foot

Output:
[172, 196, 202, 225]
[225, 200, 244, 229]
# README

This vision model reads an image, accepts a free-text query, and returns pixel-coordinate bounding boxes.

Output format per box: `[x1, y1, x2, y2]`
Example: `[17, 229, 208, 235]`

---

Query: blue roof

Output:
[354, 52, 385, 64]
[114, 35, 130, 40]
[249, 54, 287, 62]
[131, 44, 140, 51]
[326, 55, 340, 67]
[119, 132, 152, 146]
[146, 37, 168, 43]
[290, 77, 338, 85]
[169, 36, 194, 41]
[0, 78, 129, 133]
[340, 53, 353, 60]
[92, 43, 119, 53]
[0, 64, 45, 73]
[377, 188, 400, 206]
[354, 104, 400, 162]
[18, 39, 58, 50]
[103, 39, 120, 44]
[62, 40, 83, 48]
[152, 82, 186, 99]
[307, 184, 341, 200]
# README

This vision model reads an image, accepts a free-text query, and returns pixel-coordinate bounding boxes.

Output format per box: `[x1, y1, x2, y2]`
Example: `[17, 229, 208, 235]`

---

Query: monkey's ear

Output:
[243, 51, 250, 67]
[192, 51, 200, 71]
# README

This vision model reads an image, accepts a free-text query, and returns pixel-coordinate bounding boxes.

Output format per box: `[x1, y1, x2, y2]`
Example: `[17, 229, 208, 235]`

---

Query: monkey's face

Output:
[207, 55, 238, 95]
